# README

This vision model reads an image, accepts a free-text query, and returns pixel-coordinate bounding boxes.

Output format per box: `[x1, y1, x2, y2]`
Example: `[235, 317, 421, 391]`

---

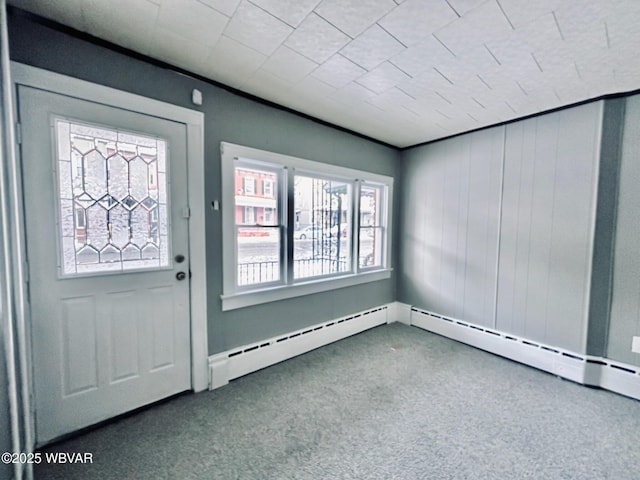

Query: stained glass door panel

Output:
[56, 119, 170, 275]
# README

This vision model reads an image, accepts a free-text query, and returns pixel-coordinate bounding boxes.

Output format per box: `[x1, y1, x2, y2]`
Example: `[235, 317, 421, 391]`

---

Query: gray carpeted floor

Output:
[35, 323, 640, 479]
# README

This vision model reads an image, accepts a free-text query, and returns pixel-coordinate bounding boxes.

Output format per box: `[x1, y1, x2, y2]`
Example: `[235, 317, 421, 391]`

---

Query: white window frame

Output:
[220, 142, 393, 311]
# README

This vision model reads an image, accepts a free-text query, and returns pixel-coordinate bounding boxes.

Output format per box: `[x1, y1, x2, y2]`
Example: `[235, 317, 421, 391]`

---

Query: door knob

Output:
[176, 271, 186, 281]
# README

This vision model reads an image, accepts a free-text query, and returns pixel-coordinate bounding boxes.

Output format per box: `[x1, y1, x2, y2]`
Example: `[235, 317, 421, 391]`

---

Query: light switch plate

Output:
[632, 336, 640, 354]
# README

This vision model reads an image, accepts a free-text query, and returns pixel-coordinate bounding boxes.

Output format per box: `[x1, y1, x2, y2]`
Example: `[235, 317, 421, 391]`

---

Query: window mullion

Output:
[285, 167, 295, 284]
[352, 179, 361, 273]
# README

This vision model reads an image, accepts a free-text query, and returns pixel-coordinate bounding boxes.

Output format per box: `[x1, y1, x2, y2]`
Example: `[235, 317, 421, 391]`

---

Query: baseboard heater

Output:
[208, 305, 389, 389]
[410, 307, 640, 401]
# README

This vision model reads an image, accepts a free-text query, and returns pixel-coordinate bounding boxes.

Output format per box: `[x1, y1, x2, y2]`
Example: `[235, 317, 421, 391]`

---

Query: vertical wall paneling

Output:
[496, 102, 603, 352]
[400, 127, 504, 327]
[607, 94, 640, 367]
[586, 99, 625, 356]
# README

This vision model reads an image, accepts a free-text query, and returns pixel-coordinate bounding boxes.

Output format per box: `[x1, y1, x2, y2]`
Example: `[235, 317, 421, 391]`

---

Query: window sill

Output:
[220, 268, 393, 311]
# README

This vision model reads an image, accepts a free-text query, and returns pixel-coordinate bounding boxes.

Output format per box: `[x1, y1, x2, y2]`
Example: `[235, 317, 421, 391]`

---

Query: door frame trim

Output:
[10, 62, 208, 444]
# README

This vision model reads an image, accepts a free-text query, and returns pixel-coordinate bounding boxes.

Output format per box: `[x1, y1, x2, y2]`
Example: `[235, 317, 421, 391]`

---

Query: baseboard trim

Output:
[208, 304, 390, 390]
[409, 307, 640, 401]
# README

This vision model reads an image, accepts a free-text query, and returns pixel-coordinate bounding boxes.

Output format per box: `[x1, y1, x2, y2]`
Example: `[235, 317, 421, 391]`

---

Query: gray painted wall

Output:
[8, 11, 400, 355]
[608, 94, 640, 367]
[400, 102, 603, 353]
[400, 127, 504, 327]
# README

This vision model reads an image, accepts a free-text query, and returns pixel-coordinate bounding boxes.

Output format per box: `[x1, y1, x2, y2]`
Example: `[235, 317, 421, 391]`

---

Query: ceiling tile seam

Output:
[468, 113, 478, 122]
[531, 53, 543, 73]
[334, 52, 372, 75]
[515, 80, 528, 96]
[484, 43, 501, 65]
[574, 62, 582, 80]
[396, 86, 417, 100]
[354, 80, 383, 96]
[375, 22, 408, 48]
[432, 33, 457, 58]
[604, 21, 611, 48]
[471, 97, 486, 109]
[553, 89, 561, 102]
[505, 101, 516, 113]
[196, 0, 237, 19]
[494, 0, 515, 30]
[312, 11, 355, 41]
[551, 11, 565, 41]
[477, 74, 492, 90]
[245, 0, 299, 29]
[436, 109, 451, 119]
[387, 59, 414, 79]
[433, 67, 454, 85]
[435, 90, 452, 105]
[443, 0, 461, 18]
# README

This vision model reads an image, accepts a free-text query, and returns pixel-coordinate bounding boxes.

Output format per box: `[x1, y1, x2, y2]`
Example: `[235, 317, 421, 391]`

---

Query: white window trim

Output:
[220, 142, 393, 311]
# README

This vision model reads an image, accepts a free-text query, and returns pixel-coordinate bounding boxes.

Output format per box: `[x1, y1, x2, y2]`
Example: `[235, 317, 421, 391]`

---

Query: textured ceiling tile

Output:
[82, 0, 159, 55]
[314, 0, 397, 37]
[147, 28, 213, 72]
[241, 69, 299, 104]
[203, 35, 267, 87]
[357, 62, 411, 94]
[435, 0, 512, 55]
[497, 0, 564, 28]
[340, 25, 406, 70]
[446, 0, 486, 16]
[512, 12, 563, 52]
[223, 0, 293, 56]
[397, 68, 456, 99]
[368, 87, 415, 110]
[157, 0, 228, 47]
[284, 13, 351, 63]
[390, 36, 453, 77]
[250, 0, 321, 27]
[198, 0, 241, 16]
[261, 46, 319, 83]
[311, 54, 366, 88]
[330, 82, 378, 105]
[292, 75, 337, 98]
[378, 0, 458, 46]
[603, 1, 640, 50]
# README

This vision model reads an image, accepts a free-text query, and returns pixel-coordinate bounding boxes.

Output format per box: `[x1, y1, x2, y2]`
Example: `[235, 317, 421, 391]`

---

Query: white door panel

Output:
[19, 85, 192, 444]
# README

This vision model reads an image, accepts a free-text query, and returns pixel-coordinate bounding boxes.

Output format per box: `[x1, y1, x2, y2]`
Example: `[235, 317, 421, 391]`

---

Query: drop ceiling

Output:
[8, 0, 640, 148]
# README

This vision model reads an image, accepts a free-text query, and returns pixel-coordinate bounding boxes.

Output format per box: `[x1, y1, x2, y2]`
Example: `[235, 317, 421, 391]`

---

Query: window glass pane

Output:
[235, 164, 280, 286]
[56, 119, 169, 276]
[294, 175, 351, 279]
[237, 227, 280, 286]
[359, 184, 384, 268]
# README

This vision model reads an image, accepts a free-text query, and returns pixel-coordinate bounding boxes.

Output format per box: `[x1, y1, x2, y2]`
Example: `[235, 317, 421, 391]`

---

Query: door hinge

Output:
[182, 207, 191, 219]
[15, 122, 22, 144]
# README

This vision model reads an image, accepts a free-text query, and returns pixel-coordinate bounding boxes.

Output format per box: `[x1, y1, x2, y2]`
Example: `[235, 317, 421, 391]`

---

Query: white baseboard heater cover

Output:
[410, 307, 640, 401]
[209, 305, 389, 390]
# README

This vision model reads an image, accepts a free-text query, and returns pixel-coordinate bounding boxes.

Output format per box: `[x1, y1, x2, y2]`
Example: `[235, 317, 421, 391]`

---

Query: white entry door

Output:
[18, 85, 192, 445]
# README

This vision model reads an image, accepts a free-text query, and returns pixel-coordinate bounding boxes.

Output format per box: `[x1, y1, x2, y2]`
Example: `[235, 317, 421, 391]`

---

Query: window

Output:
[220, 142, 393, 310]
[263, 179, 273, 197]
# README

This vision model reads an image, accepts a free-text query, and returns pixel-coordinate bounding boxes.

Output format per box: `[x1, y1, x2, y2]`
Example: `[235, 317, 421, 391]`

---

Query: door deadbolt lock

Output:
[176, 271, 187, 281]
[175, 254, 185, 263]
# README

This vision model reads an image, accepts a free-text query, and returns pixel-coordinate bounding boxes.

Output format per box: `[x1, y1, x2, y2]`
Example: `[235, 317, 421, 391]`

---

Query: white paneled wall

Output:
[401, 101, 603, 352]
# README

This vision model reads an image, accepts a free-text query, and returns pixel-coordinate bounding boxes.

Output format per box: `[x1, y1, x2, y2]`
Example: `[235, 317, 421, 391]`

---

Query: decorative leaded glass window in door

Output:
[55, 119, 170, 275]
